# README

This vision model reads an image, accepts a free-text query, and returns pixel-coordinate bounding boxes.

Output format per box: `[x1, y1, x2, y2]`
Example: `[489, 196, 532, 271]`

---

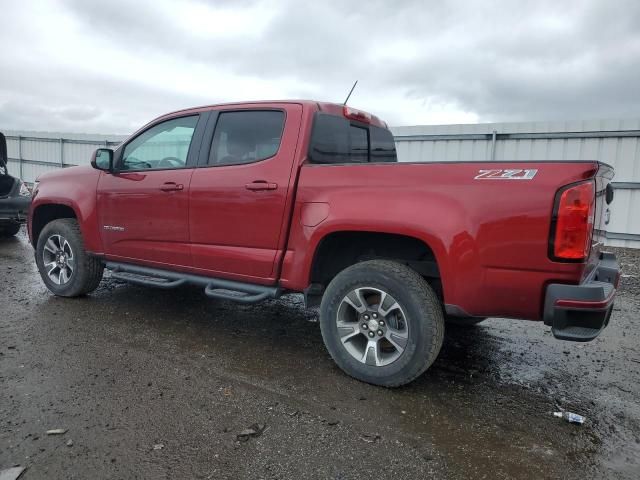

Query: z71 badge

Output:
[474, 169, 538, 180]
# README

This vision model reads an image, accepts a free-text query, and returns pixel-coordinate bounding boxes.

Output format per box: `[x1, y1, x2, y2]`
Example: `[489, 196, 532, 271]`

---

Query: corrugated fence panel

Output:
[392, 119, 640, 248]
[3, 131, 126, 183]
[22, 161, 62, 183]
[21, 138, 61, 164]
[64, 141, 108, 166]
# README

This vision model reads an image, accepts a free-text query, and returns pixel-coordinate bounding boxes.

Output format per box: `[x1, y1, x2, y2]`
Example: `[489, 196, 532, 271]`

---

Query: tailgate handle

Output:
[160, 182, 184, 192]
[245, 181, 278, 191]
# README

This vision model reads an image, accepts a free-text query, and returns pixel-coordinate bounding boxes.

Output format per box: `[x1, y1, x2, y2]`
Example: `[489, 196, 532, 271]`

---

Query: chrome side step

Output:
[105, 262, 280, 304]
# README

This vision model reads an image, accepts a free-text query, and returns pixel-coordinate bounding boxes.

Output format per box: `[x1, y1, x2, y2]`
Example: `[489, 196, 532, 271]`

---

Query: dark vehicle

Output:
[0, 132, 31, 236]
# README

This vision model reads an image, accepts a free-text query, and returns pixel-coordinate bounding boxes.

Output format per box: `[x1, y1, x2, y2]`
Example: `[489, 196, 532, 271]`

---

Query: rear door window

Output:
[208, 110, 285, 166]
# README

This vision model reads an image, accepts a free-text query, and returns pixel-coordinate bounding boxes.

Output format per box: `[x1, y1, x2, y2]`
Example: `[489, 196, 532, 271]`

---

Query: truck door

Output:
[97, 113, 206, 267]
[188, 104, 302, 282]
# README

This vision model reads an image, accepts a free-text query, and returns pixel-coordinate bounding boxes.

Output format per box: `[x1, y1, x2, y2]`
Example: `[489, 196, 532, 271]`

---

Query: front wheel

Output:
[35, 218, 104, 297]
[319, 260, 445, 387]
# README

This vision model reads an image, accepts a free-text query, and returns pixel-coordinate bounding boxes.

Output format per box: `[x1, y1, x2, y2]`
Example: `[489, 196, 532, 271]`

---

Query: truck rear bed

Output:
[286, 159, 613, 323]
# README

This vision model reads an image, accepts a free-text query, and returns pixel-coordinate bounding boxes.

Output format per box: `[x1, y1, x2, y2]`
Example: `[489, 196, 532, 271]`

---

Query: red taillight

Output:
[551, 181, 595, 261]
[343, 106, 372, 123]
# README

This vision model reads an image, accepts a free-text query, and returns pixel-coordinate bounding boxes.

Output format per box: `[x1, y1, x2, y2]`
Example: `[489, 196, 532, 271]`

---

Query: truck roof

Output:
[157, 100, 388, 129]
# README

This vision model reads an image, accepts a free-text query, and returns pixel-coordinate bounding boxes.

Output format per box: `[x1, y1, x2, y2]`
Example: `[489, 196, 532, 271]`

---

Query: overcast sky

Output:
[1, 0, 639, 134]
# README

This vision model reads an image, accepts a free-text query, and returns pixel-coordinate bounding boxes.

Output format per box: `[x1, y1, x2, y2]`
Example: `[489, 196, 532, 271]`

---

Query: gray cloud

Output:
[1, 0, 639, 133]
[0, 62, 211, 133]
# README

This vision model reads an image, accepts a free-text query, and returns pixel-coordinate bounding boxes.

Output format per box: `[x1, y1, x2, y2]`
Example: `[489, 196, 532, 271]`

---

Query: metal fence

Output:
[4, 119, 640, 248]
[4, 132, 126, 184]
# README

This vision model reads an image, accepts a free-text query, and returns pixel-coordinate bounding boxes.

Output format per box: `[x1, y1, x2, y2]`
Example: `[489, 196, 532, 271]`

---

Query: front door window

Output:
[121, 116, 198, 171]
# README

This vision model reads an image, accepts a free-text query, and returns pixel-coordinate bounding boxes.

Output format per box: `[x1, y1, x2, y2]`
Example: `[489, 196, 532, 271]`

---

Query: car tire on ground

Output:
[445, 316, 487, 326]
[319, 260, 445, 387]
[35, 218, 104, 297]
[0, 222, 21, 237]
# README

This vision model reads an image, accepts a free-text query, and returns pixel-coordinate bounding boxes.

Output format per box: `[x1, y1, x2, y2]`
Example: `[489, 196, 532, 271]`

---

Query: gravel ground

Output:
[612, 246, 640, 294]
[1, 230, 639, 479]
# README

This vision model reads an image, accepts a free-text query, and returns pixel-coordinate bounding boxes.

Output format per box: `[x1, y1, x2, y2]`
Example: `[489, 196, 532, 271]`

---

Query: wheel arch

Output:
[305, 229, 448, 306]
[30, 203, 78, 248]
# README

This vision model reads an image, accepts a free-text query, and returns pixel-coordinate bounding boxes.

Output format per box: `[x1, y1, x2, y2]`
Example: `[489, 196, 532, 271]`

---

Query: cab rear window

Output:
[309, 113, 397, 164]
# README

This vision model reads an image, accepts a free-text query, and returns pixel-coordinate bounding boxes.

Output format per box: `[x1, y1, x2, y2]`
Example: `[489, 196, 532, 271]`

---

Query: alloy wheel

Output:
[336, 287, 409, 366]
[42, 234, 75, 285]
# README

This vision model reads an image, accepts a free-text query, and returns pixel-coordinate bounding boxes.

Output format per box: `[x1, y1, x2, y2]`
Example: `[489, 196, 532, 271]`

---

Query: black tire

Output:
[445, 316, 487, 326]
[35, 218, 104, 297]
[0, 222, 21, 237]
[319, 260, 445, 387]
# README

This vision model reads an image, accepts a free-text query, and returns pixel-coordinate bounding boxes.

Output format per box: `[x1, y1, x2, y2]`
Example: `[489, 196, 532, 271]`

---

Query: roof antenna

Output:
[343, 80, 358, 105]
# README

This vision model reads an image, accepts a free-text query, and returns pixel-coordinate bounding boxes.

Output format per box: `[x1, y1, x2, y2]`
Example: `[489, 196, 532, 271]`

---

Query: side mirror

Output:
[91, 148, 114, 172]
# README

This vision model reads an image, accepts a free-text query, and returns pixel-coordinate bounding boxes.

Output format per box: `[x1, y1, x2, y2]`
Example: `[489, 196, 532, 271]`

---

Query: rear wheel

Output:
[319, 260, 445, 387]
[35, 219, 104, 297]
[0, 222, 21, 237]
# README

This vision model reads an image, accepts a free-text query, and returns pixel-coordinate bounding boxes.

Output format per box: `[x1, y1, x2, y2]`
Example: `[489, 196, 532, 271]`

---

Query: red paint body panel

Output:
[188, 103, 303, 281]
[29, 166, 104, 253]
[28, 99, 611, 323]
[555, 293, 614, 309]
[279, 161, 599, 321]
[97, 168, 194, 266]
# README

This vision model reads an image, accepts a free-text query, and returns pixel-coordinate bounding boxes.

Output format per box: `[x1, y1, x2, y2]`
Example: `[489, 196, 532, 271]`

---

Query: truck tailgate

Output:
[584, 162, 615, 281]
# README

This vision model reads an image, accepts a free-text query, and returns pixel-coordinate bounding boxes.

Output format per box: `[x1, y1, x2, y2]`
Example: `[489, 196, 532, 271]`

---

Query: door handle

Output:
[160, 182, 184, 192]
[245, 181, 278, 191]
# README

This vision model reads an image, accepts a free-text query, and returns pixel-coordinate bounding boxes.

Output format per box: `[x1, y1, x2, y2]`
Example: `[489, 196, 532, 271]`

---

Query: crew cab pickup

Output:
[28, 100, 620, 386]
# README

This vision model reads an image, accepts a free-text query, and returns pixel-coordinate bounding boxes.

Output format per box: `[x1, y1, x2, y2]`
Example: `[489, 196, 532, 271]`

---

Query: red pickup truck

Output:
[28, 100, 620, 386]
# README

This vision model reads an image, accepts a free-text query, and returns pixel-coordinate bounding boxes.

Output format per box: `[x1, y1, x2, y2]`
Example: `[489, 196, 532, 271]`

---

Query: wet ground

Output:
[1, 229, 639, 479]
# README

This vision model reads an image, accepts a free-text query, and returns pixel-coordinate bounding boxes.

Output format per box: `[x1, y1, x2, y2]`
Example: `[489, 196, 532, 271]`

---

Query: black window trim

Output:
[197, 108, 288, 169]
[113, 112, 207, 173]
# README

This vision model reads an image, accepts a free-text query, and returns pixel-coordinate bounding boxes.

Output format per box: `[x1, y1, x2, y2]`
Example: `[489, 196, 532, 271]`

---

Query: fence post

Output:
[18, 135, 23, 180]
[59, 138, 64, 167]
[490, 130, 497, 161]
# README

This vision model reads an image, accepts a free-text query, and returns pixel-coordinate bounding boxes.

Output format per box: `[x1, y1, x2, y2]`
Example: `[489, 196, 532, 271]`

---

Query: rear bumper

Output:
[0, 195, 30, 223]
[543, 252, 620, 342]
